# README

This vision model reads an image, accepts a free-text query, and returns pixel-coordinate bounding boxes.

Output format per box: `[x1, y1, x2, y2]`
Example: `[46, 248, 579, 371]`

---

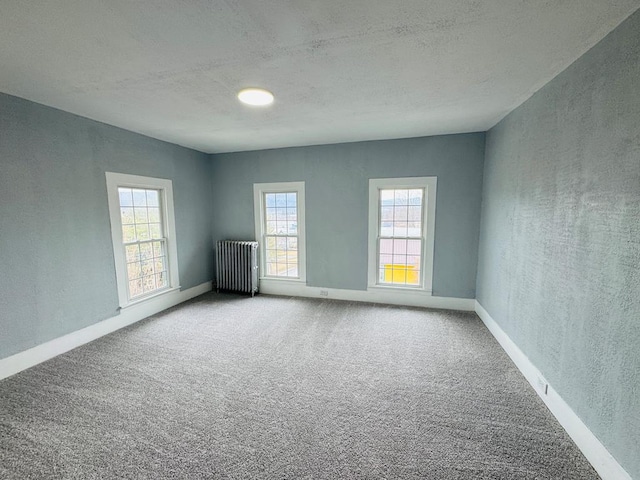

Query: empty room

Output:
[1, 1, 639, 479]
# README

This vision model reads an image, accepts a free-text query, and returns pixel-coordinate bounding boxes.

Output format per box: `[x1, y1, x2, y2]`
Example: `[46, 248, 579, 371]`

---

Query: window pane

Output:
[381, 206, 393, 222]
[408, 225, 421, 237]
[146, 190, 159, 207]
[393, 239, 407, 254]
[132, 189, 147, 206]
[286, 192, 297, 207]
[407, 239, 420, 255]
[379, 253, 392, 266]
[266, 221, 277, 234]
[141, 260, 155, 276]
[152, 241, 164, 258]
[149, 223, 162, 239]
[380, 239, 393, 254]
[136, 224, 150, 241]
[140, 242, 153, 260]
[394, 206, 408, 222]
[277, 263, 289, 276]
[155, 272, 167, 289]
[276, 208, 287, 220]
[120, 207, 134, 224]
[266, 207, 276, 221]
[394, 268, 407, 284]
[408, 205, 422, 221]
[154, 257, 166, 273]
[394, 189, 408, 205]
[379, 241, 422, 286]
[408, 206, 422, 237]
[134, 207, 148, 223]
[118, 188, 133, 207]
[127, 262, 141, 280]
[122, 225, 136, 243]
[148, 207, 160, 223]
[380, 189, 394, 203]
[407, 255, 421, 269]
[393, 254, 406, 265]
[381, 265, 393, 284]
[393, 223, 408, 237]
[267, 263, 278, 276]
[407, 265, 420, 285]
[409, 189, 423, 205]
[143, 275, 156, 293]
[265, 193, 276, 208]
[129, 278, 143, 297]
[394, 205, 408, 237]
[263, 231, 296, 278]
[382, 248, 420, 284]
[275, 193, 287, 207]
[125, 245, 140, 263]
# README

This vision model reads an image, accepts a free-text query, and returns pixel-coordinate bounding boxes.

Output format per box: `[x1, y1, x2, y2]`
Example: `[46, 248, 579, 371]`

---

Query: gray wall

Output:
[476, 9, 640, 478]
[212, 134, 485, 298]
[0, 93, 214, 360]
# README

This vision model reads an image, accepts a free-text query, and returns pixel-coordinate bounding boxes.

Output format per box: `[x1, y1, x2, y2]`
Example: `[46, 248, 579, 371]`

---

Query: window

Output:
[368, 177, 437, 293]
[253, 182, 306, 282]
[106, 173, 180, 307]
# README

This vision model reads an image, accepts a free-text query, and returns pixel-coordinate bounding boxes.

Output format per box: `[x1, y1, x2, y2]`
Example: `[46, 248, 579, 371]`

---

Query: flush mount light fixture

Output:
[237, 88, 274, 106]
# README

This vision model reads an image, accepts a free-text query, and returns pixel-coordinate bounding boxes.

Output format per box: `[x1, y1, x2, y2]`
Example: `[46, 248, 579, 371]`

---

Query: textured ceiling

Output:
[1, 1, 639, 153]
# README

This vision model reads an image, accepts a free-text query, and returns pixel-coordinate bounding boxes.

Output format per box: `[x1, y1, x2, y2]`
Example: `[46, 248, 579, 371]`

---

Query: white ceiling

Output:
[1, 1, 639, 154]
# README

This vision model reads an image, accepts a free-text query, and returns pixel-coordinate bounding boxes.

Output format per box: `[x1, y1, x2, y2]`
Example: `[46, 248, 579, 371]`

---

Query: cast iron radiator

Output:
[215, 240, 259, 296]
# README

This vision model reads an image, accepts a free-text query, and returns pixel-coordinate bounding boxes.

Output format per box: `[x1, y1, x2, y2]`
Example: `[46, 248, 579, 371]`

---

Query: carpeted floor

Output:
[1, 293, 598, 479]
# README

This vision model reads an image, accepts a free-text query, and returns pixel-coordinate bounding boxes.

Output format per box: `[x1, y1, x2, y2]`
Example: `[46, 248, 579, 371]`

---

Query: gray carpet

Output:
[1, 293, 598, 479]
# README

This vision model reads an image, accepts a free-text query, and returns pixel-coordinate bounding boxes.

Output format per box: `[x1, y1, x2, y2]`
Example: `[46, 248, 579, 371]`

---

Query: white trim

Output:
[367, 177, 437, 293]
[259, 278, 474, 311]
[0, 282, 212, 381]
[253, 181, 306, 282]
[258, 276, 305, 283]
[105, 172, 181, 308]
[475, 301, 632, 480]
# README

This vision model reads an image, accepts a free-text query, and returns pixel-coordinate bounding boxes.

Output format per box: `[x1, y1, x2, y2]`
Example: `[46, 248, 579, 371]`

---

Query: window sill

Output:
[367, 285, 432, 296]
[119, 286, 181, 311]
[259, 277, 306, 284]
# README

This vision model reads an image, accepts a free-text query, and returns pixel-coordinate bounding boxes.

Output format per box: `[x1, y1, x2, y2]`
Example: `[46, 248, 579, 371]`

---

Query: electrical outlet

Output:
[320, 290, 329, 297]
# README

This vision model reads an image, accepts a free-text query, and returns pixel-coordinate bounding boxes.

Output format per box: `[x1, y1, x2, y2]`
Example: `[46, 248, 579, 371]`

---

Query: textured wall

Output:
[212, 134, 485, 298]
[0, 93, 214, 360]
[476, 9, 640, 478]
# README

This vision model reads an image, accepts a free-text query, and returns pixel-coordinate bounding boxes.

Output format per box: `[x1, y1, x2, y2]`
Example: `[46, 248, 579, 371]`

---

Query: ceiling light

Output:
[237, 88, 274, 106]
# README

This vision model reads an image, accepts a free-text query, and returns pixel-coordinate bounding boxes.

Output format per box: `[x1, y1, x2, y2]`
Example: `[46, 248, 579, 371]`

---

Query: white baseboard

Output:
[0, 281, 212, 381]
[475, 301, 631, 480]
[259, 279, 475, 311]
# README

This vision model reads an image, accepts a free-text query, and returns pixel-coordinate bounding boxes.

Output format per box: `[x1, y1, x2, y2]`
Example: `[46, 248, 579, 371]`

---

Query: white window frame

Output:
[367, 176, 437, 294]
[253, 181, 306, 283]
[106, 172, 180, 308]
